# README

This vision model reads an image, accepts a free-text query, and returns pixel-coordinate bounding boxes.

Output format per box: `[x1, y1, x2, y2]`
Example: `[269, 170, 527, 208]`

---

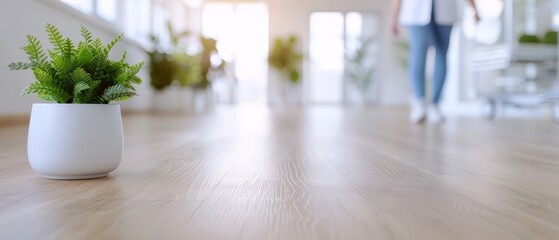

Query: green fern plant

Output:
[9, 23, 143, 104]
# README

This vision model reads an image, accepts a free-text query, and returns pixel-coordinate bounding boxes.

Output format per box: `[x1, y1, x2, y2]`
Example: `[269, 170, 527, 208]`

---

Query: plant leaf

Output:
[22, 81, 70, 103]
[33, 68, 55, 83]
[8, 62, 34, 70]
[104, 33, 123, 55]
[45, 23, 65, 55]
[80, 25, 93, 44]
[73, 81, 91, 97]
[74, 43, 94, 66]
[23, 35, 47, 65]
[100, 84, 135, 103]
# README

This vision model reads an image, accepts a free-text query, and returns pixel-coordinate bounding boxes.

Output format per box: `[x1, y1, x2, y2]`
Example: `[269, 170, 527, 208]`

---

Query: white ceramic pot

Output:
[28, 104, 123, 180]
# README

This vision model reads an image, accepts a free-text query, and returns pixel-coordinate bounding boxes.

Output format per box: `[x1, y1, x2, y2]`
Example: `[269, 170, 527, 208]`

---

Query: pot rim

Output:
[32, 103, 121, 106]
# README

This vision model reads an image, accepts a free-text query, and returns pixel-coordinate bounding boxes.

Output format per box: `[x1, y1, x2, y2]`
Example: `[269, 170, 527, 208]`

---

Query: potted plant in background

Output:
[345, 38, 376, 106]
[148, 23, 223, 113]
[148, 23, 195, 113]
[8, 24, 143, 179]
[268, 35, 303, 105]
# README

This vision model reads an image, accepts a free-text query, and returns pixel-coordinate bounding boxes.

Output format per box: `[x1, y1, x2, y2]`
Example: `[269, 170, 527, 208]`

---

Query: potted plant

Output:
[8, 24, 143, 179]
[268, 35, 303, 105]
[148, 44, 184, 113]
[147, 21, 224, 113]
[147, 23, 189, 113]
[345, 38, 376, 106]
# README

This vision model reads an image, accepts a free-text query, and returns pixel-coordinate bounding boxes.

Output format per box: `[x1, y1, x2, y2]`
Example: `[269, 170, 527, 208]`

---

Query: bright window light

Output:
[346, 12, 363, 54]
[123, 0, 152, 44]
[60, 0, 93, 14]
[202, 2, 269, 103]
[153, 3, 171, 51]
[310, 12, 345, 103]
[96, 0, 117, 22]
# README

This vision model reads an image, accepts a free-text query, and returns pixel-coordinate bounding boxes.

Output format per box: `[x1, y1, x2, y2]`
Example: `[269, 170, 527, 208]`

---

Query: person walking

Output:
[392, 0, 479, 123]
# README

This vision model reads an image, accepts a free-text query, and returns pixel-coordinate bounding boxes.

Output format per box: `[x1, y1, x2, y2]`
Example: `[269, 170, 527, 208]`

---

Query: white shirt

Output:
[399, 0, 459, 26]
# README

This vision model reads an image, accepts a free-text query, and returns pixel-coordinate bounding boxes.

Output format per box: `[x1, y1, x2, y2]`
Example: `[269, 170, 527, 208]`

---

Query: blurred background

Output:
[1, 0, 559, 121]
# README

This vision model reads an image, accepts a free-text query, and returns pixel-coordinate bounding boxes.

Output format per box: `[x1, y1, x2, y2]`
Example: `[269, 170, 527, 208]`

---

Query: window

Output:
[96, 0, 117, 22]
[60, 0, 116, 22]
[60, 0, 93, 14]
[309, 12, 379, 104]
[153, 2, 171, 50]
[57, 0, 191, 50]
[123, 0, 152, 43]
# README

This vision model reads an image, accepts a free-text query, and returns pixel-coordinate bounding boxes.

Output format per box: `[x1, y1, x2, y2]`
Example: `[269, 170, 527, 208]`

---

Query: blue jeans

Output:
[407, 12, 453, 104]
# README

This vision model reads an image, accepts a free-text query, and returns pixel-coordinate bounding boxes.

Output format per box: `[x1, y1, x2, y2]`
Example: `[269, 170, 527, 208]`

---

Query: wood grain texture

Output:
[0, 115, 28, 128]
[1, 106, 559, 240]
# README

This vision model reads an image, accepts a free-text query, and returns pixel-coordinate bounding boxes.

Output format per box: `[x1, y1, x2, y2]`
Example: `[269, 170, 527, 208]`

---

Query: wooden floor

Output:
[1, 106, 559, 240]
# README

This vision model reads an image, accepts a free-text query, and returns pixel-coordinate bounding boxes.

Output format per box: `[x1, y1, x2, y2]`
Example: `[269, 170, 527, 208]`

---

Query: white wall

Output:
[267, 0, 410, 105]
[0, 0, 151, 116]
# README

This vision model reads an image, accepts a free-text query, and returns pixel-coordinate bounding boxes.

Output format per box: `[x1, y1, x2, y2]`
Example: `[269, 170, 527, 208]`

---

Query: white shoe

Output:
[427, 104, 444, 123]
[409, 98, 426, 124]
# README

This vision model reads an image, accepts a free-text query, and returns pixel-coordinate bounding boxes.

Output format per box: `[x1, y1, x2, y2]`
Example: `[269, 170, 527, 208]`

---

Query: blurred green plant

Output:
[174, 53, 201, 88]
[518, 30, 558, 45]
[543, 30, 557, 45]
[148, 50, 175, 90]
[268, 35, 303, 84]
[346, 38, 375, 94]
[148, 22, 223, 91]
[518, 34, 541, 43]
[148, 22, 198, 90]
[393, 38, 409, 69]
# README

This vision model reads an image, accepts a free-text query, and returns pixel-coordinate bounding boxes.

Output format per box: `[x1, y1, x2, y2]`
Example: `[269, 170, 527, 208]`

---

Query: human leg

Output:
[426, 24, 452, 123]
[431, 24, 453, 104]
[407, 26, 431, 123]
[407, 26, 430, 100]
